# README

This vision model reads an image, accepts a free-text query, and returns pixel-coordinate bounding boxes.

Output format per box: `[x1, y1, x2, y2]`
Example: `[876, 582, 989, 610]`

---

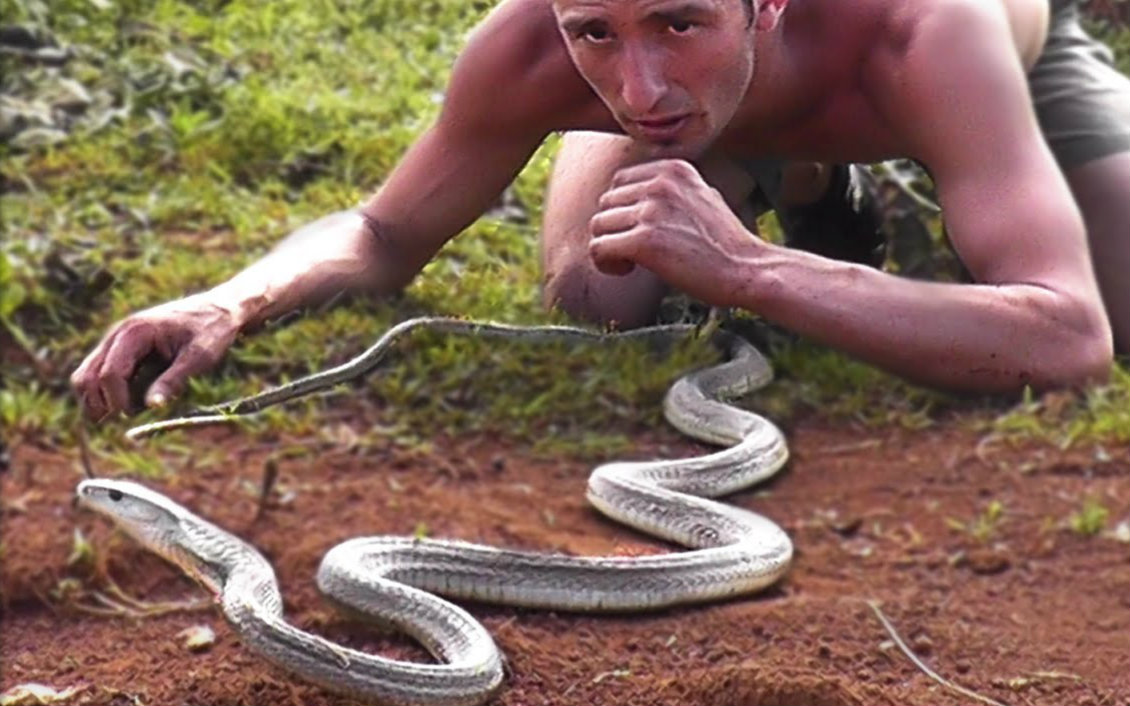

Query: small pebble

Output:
[178, 625, 216, 652]
[963, 545, 1012, 575]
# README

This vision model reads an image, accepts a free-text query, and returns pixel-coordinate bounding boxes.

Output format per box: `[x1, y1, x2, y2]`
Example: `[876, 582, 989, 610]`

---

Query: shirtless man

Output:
[72, 0, 1129, 418]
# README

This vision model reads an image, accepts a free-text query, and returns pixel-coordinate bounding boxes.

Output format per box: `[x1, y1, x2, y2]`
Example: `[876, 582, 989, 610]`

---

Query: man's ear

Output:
[755, 0, 788, 31]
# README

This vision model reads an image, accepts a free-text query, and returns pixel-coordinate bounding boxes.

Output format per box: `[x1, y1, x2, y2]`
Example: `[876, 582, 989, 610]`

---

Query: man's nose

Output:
[619, 48, 667, 115]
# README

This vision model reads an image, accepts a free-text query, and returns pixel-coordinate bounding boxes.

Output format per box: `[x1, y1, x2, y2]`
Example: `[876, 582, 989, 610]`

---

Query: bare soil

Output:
[2, 414, 1128, 706]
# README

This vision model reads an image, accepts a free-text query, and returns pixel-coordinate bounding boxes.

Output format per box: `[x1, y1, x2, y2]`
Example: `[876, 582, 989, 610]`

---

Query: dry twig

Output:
[255, 457, 279, 522]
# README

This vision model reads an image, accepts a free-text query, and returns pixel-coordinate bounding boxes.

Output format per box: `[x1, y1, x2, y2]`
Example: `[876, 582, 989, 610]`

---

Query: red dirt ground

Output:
[2, 414, 1128, 706]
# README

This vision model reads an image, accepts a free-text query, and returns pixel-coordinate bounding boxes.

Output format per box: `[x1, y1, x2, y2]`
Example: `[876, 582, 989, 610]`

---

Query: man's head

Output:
[553, 0, 788, 158]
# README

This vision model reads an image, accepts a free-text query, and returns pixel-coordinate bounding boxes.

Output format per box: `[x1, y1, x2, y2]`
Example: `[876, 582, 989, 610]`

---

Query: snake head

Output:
[75, 480, 212, 583]
[76, 479, 179, 527]
[75, 479, 188, 555]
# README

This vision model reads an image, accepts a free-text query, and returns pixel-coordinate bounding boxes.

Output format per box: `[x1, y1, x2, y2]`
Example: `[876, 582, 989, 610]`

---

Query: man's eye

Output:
[580, 28, 611, 42]
[668, 20, 694, 34]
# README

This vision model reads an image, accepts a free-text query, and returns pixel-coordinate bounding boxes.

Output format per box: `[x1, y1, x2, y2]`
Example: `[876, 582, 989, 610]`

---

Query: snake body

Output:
[77, 317, 791, 705]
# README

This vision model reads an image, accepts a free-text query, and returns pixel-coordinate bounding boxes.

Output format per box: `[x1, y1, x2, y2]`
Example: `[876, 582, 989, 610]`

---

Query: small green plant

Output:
[993, 367, 1130, 447]
[1068, 498, 1109, 536]
[947, 500, 1005, 543]
[66, 527, 97, 569]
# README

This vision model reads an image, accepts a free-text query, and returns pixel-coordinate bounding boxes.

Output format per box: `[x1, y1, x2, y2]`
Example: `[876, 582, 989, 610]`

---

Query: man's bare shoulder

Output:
[899, 0, 1047, 66]
[723, 0, 1039, 161]
[444, 0, 615, 134]
[861, 0, 1046, 82]
[857, 0, 1047, 156]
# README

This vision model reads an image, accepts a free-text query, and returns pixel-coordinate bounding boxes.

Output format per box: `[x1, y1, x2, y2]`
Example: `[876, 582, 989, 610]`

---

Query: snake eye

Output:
[109, 489, 123, 502]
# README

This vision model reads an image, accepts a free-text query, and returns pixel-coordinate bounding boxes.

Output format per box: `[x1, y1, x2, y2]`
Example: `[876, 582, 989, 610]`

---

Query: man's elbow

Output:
[1038, 314, 1114, 390]
[355, 212, 427, 297]
[1065, 328, 1113, 386]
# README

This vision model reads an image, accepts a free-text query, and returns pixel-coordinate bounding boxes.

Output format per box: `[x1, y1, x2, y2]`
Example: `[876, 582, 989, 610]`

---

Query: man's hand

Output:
[588, 159, 763, 306]
[71, 294, 242, 419]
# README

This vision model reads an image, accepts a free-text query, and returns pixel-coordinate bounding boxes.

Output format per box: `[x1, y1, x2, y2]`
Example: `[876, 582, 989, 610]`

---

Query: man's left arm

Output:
[590, 2, 1112, 392]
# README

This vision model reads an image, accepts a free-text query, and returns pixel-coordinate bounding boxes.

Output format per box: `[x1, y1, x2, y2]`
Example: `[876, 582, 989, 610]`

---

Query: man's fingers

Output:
[610, 159, 682, 187]
[590, 204, 643, 237]
[590, 228, 644, 275]
[77, 384, 110, 421]
[610, 158, 701, 188]
[71, 331, 118, 419]
[71, 375, 105, 420]
[145, 345, 219, 408]
[597, 179, 654, 210]
[591, 204, 652, 274]
[71, 328, 115, 391]
[95, 327, 159, 414]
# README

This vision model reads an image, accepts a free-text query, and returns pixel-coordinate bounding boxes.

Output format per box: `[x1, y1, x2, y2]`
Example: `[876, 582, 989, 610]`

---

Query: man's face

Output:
[554, 0, 758, 159]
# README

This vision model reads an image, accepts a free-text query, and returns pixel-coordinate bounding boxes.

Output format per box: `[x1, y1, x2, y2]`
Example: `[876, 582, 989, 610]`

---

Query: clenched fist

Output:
[589, 159, 764, 306]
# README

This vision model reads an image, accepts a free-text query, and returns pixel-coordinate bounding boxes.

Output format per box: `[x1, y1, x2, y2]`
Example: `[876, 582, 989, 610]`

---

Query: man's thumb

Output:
[145, 348, 217, 408]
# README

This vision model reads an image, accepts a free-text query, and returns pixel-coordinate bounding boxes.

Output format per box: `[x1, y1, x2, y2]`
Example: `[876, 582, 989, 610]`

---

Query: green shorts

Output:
[1031, 0, 1130, 167]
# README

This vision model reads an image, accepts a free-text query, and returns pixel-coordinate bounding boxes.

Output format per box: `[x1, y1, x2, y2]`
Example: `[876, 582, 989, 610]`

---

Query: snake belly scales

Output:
[76, 316, 792, 705]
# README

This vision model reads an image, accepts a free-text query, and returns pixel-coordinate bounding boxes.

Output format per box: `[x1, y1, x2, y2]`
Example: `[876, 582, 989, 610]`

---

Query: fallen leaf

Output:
[0, 683, 86, 706]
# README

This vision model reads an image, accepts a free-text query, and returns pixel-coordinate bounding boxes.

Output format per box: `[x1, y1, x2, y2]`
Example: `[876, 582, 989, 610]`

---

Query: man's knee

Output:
[1064, 152, 1130, 354]
[539, 131, 669, 328]
[541, 260, 589, 321]
[541, 261, 623, 328]
[541, 252, 666, 329]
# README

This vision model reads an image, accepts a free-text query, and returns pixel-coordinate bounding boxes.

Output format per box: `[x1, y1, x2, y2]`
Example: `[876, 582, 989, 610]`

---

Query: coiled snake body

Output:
[76, 317, 791, 705]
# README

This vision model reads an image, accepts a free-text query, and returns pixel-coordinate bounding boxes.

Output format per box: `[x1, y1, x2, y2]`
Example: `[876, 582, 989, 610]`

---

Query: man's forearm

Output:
[203, 210, 405, 331]
[729, 244, 1112, 391]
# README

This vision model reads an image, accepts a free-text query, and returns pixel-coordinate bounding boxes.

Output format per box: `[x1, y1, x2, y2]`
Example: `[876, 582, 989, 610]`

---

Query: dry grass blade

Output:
[77, 419, 95, 479]
[70, 572, 211, 619]
[866, 600, 1009, 706]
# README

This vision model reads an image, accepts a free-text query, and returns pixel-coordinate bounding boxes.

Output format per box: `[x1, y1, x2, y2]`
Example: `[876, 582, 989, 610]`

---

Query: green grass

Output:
[0, 382, 71, 441]
[1068, 497, 1110, 536]
[2, 0, 1128, 465]
[991, 366, 1130, 446]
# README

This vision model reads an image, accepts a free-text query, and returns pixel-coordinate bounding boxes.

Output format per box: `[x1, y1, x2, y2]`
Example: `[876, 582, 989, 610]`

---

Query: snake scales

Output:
[76, 316, 792, 705]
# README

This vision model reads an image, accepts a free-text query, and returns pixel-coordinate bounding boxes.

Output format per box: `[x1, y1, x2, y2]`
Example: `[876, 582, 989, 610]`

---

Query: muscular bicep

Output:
[359, 6, 565, 273]
[882, 1, 1093, 292]
[361, 119, 543, 273]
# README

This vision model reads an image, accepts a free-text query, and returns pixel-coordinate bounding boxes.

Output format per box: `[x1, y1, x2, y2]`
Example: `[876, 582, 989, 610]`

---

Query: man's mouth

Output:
[632, 114, 691, 141]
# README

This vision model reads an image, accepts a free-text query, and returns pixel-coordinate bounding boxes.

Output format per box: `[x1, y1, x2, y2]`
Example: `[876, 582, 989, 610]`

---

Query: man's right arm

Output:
[72, 3, 565, 418]
[71, 209, 388, 419]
